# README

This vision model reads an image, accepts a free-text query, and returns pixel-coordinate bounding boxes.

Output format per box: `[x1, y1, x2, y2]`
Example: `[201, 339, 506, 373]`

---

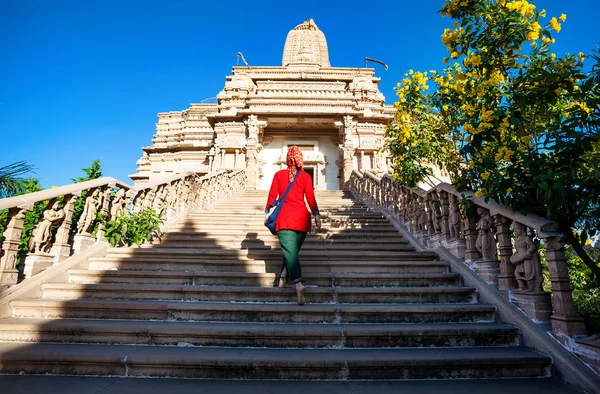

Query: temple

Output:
[130, 19, 395, 189]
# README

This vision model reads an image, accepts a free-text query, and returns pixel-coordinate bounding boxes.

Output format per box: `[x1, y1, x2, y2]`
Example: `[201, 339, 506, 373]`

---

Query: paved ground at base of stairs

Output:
[0, 375, 584, 394]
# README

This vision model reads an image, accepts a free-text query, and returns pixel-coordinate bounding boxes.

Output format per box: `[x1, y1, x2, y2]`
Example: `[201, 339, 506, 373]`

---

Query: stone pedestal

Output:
[447, 238, 466, 259]
[23, 253, 55, 278]
[427, 234, 441, 248]
[471, 258, 500, 285]
[166, 207, 177, 222]
[73, 234, 96, 254]
[511, 290, 552, 324]
[415, 231, 428, 246]
[0, 269, 19, 289]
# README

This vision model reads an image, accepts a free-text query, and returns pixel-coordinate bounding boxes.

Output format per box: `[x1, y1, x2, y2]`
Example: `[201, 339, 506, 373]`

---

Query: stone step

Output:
[0, 319, 521, 348]
[67, 270, 462, 287]
[9, 299, 497, 323]
[166, 226, 403, 235]
[151, 240, 414, 251]
[182, 217, 391, 225]
[160, 229, 408, 239]
[89, 257, 448, 274]
[161, 232, 407, 243]
[170, 224, 399, 232]
[0, 343, 551, 379]
[40, 283, 478, 304]
[102, 247, 435, 261]
[188, 212, 379, 219]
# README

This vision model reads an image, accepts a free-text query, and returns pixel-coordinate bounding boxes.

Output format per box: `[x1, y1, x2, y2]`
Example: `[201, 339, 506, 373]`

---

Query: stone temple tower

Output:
[131, 19, 395, 189]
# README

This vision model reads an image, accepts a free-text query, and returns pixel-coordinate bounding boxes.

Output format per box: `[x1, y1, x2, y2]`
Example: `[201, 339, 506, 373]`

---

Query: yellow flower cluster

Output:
[504, 0, 536, 18]
[498, 116, 511, 134]
[475, 190, 485, 197]
[442, 28, 461, 48]
[527, 21, 541, 42]
[463, 54, 482, 67]
[481, 172, 491, 180]
[495, 146, 514, 162]
[442, 0, 471, 15]
[570, 101, 591, 114]
[520, 135, 533, 143]
[549, 17, 561, 33]
[541, 36, 556, 45]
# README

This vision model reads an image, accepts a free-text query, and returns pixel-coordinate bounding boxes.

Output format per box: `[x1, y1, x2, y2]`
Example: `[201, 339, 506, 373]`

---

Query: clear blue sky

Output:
[1, 0, 598, 189]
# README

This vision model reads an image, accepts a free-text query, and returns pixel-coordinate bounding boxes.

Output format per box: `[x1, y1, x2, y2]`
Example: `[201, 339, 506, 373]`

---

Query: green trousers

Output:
[277, 230, 307, 284]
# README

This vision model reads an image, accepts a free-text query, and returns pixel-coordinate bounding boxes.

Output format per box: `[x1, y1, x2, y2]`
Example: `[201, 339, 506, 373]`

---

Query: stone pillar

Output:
[439, 191, 451, 243]
[245, 149, 258, 189]
[0, 206, 31, 288]
[360, 151, 365, 172]
[494, 215, 516, 296]
[341, 148, 354, 188]
[50, 193, 79, 263]
[463, 217, 481, 263]
[543, 236, 587, 338]
[95, 186, 114, 242]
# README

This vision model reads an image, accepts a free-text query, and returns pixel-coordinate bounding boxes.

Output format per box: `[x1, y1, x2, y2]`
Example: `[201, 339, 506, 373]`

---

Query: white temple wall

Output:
[258, 135, 340, 190]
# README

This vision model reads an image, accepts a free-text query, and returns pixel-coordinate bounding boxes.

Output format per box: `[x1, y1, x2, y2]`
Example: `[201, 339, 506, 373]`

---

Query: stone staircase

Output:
[0, 190, 553, 380]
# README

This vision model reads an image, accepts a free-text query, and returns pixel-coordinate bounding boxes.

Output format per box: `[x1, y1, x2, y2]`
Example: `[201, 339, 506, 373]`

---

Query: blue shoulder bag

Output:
[265, 173, 299, 235]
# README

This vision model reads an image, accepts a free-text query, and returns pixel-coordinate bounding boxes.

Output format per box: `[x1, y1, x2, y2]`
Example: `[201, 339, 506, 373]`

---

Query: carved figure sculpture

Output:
[247, 115, 259, 145]
[429, 194, 442, 233]
[343, 115, 356, 144]
[29, 200, 65, 254]
[475, 207, 497, 260]
[110, 189, 127, 219]
[510, 222, 543, 292]
[153, 185, 167, 215]
[449, 195, 462, 239]
[417, 196, 428, 232]
[77, 189, 101, 235]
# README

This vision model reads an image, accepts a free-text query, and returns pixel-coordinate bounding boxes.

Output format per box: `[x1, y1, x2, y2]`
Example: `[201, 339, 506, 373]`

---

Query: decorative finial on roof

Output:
[282, 19, 330, 67]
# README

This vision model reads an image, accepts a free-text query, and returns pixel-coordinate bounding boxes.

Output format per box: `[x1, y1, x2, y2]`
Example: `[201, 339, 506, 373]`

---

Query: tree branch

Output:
[565, 232, 600, 278]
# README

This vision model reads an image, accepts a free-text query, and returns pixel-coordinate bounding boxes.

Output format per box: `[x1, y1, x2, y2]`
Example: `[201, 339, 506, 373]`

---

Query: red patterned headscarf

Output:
[286, 146, 304, 182]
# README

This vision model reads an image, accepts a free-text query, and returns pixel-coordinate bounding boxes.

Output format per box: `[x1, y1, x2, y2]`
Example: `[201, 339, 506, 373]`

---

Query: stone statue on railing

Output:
[510, 222, 543, 292]
[153, 185, 167, 215]
[475, 207, 497, 260]
[77, 189, 101, 235]
[29, 199, 65, 254]
[416, 196, 428, 233]
[110, 188, 127, 219]
[449, 195, 462, 239]
[428, 193, 442, 234]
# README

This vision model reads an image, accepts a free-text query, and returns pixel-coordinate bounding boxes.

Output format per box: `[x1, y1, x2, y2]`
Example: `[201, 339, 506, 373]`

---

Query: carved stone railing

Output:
[349, 170, 586, 342]
[0, 170, 246, 289]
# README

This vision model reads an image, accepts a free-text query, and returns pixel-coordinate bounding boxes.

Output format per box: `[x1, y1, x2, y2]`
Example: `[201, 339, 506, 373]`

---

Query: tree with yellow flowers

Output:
[386, 0, 600, 276]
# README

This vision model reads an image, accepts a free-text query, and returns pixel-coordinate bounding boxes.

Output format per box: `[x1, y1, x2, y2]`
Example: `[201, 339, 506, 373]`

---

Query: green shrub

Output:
[105, 208, 163, 248]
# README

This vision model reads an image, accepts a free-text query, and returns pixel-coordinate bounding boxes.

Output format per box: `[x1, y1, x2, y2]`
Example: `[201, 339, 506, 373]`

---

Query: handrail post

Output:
[0, 206, 32, 288]
[494, 215, 516, 296]
[543, 236, 587, 340]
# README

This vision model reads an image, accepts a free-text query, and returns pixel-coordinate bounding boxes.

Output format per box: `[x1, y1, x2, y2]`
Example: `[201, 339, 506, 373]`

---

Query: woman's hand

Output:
[314, 214, 322, 230]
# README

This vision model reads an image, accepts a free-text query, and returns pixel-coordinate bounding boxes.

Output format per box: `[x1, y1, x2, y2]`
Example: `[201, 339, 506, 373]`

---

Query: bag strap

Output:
[270, 171, 299, 208]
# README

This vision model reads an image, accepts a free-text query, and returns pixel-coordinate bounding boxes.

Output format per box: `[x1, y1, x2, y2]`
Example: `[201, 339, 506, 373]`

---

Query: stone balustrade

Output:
[349, 170, 586, 342]
[0, 170, 247, 289]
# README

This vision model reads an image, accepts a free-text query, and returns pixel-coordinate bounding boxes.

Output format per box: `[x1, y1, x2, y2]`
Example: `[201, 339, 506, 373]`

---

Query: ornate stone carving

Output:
[510, 222, 543, 292]
[343, 115, 357, 145]
[246, 115, 259, 145]
[110, 189, 127, 219]
[282, 19, 330, 67]
[29, 199, 65, 255]
[475, 207, 497, 260]
[77, 189, 101, 235]
[448, 195, 462, 239]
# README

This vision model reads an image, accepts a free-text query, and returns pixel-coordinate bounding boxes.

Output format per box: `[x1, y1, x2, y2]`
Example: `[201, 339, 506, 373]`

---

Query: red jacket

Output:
[265, 170, 319, 233]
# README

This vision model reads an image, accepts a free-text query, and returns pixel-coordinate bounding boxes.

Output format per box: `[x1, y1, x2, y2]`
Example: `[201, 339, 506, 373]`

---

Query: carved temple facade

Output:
[130, 19, 396, 190]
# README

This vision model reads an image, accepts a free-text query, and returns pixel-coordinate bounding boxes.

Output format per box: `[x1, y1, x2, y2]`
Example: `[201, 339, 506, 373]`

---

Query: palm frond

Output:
[0, 161, 36, 198]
